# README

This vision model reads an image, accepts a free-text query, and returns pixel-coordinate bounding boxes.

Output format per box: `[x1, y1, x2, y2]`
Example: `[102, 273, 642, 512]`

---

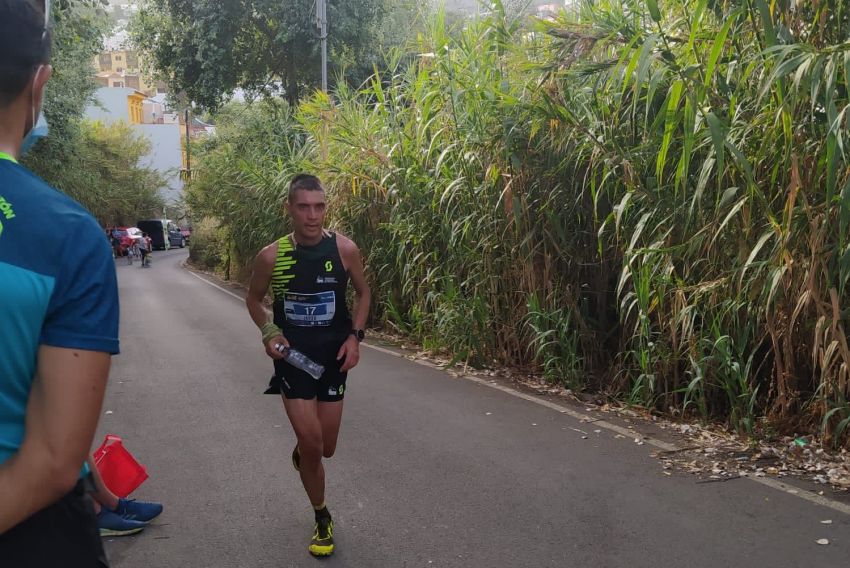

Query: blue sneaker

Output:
[115, 498, 163, 523]
[97, 510, 145, 536]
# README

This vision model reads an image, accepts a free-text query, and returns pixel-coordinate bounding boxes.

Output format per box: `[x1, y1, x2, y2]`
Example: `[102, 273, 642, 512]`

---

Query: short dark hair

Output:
[0, 0, 52, 107]
[288, 173, 324, 202]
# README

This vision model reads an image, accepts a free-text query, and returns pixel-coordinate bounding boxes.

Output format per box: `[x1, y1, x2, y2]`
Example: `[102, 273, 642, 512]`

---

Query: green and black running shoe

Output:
[292, 444, 300, 472]
[308, 516, 334, 557]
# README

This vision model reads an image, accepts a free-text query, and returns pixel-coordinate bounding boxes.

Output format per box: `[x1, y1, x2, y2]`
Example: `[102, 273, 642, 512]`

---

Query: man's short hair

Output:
[0, 0, 52, 107]
[288, 174, 324, 202]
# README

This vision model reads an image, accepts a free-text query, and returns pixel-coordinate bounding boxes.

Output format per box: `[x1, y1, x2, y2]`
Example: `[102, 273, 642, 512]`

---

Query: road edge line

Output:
[365, 342, 676, 450]
[747, 476, 850, 515]
[187, 269, 266, 310]
[365, 343, 850, 516]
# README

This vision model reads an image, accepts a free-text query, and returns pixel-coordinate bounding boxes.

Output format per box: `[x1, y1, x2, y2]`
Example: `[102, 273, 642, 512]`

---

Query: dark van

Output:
[136, 219, 185, 250]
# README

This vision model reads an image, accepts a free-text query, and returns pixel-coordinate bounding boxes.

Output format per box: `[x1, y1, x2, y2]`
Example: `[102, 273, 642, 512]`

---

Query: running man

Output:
[0, 1, 119, 565]
[246, 174, 371, 557]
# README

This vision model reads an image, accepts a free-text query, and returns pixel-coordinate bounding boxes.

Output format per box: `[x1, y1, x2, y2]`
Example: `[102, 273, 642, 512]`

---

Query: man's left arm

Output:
[0, 217, 120, 533]
[338, 237, 371, 371]
[0, 347, 110, 533]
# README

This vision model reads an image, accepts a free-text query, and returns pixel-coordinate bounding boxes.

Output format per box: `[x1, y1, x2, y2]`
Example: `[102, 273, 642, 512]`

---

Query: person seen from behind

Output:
[138, 232, 150, 267]
[0, 1, 120, 566]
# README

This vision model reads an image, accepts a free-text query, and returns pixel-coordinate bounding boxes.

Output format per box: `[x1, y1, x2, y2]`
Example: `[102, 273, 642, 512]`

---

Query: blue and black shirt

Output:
[0, 154, 119, 469]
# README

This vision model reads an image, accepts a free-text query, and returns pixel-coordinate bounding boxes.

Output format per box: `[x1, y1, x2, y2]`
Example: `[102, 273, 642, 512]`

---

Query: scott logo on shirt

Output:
[0, 196, 14, 220]
[0, 195, 14, 236]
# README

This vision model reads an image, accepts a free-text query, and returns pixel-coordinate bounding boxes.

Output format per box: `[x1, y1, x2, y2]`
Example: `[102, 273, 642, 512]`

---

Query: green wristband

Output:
[261, 322, 283, 345]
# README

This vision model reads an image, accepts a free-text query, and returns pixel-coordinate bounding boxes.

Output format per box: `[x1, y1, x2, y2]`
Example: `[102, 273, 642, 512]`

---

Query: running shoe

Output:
[308, 516, 334, 557]
[115, 498, 163, 523]
[97, 510, 145, 537]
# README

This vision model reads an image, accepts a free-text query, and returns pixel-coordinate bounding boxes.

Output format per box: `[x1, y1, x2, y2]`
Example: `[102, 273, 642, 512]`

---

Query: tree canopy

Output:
[24, 0, 166, 225]
[131, 0, 420, 110]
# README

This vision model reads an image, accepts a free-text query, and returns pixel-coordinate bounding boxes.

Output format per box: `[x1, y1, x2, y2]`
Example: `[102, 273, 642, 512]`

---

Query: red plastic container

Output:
[92, 435, 149, 498]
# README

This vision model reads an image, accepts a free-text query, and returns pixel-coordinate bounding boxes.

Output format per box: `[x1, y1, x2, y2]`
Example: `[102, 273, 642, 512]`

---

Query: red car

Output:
[110, 227, 144, 255]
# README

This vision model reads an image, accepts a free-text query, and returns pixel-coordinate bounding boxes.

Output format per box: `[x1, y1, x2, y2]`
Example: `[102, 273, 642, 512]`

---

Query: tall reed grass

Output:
[188, 1, 850, 445]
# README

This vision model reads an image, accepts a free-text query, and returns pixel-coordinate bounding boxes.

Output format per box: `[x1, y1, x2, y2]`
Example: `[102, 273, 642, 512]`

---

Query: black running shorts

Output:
[0, 476, 110, 567]
[267, 351, 348, 402]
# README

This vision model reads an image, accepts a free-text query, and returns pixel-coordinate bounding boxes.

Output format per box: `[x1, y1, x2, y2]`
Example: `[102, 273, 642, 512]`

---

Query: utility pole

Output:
[184, 108, 191, 178]
[316, 0, 328, 92]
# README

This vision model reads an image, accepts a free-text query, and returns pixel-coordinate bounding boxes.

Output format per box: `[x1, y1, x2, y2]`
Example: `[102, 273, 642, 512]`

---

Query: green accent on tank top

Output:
[271, 236, 297, 299]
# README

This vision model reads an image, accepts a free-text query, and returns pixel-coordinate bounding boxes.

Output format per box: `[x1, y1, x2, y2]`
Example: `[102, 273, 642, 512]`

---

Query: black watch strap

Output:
[350, 329, 365, 342]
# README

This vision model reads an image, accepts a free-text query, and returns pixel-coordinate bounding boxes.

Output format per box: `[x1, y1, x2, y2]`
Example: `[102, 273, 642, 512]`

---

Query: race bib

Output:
[284, 291, 336, 327]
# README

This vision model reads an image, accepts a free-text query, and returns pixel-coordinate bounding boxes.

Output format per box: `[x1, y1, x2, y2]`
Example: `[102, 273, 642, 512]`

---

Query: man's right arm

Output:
[0, 347, 110, 534]
[247, 245, 274, 329]
[247, 245, 286, 359]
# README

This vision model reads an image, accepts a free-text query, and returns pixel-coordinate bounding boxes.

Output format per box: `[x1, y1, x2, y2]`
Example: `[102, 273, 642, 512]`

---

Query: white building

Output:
[85, 87, 184, 206]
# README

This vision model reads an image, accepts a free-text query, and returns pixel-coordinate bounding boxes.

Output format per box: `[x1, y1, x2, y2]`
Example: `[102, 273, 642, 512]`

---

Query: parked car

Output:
[166, 222, 186, 248]
[136, 219, 185, 250]
[126, 227, 144, 243]
[111, 227, 144, 255]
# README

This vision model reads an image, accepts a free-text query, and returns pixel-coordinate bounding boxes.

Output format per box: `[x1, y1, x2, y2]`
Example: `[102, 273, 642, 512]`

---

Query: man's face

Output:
[286, 189, 327, 240]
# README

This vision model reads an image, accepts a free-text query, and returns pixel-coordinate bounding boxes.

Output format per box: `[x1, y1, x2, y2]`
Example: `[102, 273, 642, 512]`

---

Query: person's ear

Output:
[31, 65, 53, 110]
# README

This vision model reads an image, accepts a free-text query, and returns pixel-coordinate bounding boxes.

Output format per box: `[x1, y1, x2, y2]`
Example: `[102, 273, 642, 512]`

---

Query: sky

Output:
[443, 0, 562, 12]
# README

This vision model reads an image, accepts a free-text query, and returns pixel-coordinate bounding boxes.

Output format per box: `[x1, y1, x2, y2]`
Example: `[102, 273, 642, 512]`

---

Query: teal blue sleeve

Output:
[40, 217, 120, 354]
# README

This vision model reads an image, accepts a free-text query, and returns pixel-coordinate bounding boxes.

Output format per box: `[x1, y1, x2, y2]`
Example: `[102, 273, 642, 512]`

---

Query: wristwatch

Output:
[350, 328, 365, 342]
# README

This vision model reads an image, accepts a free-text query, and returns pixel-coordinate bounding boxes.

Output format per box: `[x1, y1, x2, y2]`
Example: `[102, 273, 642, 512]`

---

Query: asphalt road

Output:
[98, 248, 849, 568]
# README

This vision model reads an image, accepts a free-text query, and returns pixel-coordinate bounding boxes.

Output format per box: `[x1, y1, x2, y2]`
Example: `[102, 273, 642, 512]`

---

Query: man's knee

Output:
[297, 434, 324, 461]
[322, 443, 336, 459]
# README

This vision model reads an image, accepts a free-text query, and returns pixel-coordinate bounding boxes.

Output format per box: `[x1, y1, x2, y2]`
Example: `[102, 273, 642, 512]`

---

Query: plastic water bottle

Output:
[275, 344, 325, 380]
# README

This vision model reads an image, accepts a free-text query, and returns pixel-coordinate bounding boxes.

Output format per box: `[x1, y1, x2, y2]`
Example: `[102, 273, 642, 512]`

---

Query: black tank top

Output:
[270, 232, 351, 349]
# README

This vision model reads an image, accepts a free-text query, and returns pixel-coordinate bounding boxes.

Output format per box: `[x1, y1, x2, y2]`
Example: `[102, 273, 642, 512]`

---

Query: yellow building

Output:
[96, 49, 139, 73]
[93, 49, 161, 96]
[127, 91, 145, 124]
